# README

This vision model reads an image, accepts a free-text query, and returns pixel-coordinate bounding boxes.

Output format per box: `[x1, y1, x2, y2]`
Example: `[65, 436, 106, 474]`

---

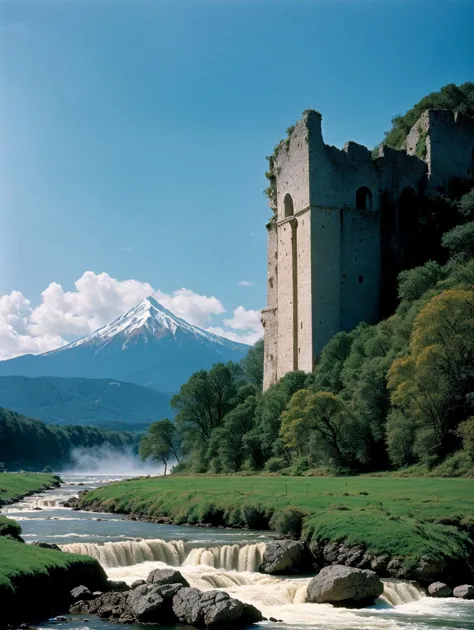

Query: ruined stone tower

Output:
[262, 109, 474, 391]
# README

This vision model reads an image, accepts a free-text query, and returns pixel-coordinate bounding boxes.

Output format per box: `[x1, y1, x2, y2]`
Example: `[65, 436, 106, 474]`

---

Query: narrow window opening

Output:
[356, 186, 373, 211]
[284, 193, 294, 218]
[359, 275, 364, 284]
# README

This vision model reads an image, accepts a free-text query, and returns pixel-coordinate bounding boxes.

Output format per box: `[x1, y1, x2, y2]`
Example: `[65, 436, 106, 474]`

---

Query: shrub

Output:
[241, 504, 269, 529]
[458, 417, 474, 461]
[265, 457, 287, 473]
[291, 456, 310, 476]
[431, 451, 474, 477]
[270, 507, 306, 538]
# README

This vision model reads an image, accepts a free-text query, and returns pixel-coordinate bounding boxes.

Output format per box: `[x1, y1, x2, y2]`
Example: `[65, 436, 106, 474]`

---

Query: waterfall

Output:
[60, 539, 266, 571]
[381, 579, 426, 605]
[60, 539, 188, 568]
[185, 543, 266, 572]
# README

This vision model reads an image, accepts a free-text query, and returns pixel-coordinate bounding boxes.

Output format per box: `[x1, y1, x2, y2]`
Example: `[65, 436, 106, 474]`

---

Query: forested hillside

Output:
[0, 408, 137, 471]
[0, 376, 170, 430]
[143, 184, 474, 478]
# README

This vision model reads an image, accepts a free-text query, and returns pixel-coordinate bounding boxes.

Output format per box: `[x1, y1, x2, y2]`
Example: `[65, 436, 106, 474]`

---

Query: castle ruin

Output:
[262, 109, 474, 391]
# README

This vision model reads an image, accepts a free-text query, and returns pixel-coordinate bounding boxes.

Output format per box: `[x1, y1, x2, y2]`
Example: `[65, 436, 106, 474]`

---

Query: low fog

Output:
[63, 445, 170, 476]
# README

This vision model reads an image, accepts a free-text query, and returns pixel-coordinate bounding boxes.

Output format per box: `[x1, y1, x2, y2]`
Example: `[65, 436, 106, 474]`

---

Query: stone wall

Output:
[262, 107, 470, 390]
[405, 109, 474, 190]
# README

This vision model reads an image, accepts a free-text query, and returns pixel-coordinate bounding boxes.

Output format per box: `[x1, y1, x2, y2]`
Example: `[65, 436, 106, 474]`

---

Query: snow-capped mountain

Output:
[0, 297, 250, 392]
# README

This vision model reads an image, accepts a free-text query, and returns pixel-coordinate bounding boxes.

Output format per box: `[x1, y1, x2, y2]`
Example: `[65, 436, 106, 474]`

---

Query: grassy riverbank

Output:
[0, 472, 60, 504]
[79, 475, 474, 568]
[0, 535, 107, 625]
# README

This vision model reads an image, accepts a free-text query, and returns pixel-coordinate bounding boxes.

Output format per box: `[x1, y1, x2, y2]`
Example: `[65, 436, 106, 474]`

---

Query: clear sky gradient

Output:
[0, 0, 473, 350]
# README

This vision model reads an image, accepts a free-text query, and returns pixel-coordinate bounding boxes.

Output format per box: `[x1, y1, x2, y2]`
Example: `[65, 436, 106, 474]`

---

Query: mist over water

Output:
[64, 445, 167, 476]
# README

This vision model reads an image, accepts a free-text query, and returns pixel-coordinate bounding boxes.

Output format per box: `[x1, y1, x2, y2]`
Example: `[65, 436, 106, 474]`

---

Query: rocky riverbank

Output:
[70, 568, 264, 627]
[76, 494, 474, 588]
[0, 536, 108, 628]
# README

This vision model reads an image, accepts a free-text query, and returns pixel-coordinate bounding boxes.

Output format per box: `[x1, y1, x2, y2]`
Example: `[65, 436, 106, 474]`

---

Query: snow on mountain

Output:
[0, 297, 250, 392]
[50, 296, 242, 353]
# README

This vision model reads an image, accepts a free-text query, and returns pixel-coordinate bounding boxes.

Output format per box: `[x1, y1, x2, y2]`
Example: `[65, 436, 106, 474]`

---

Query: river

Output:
[4, 473, 474, 630]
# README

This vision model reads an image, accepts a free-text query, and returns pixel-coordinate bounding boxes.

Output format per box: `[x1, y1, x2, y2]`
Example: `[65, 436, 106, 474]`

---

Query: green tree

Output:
[397, 261, 446, 304]
[442, 222, 474, 262]
[241, 339, 264, 389]
[139, 419, 180, 476]
[458, 189, 474, 220]
[388, 289, 474, 464]
[254, 371, 312, 461]
[313, 331, 353, 394]
[171, 362, 238, 458]
[281, 390, 351, 468]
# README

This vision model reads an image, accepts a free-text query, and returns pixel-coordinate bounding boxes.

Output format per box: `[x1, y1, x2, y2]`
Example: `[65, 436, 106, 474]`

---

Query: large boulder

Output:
[128, 584, 165, 622]
[106, 579, 130, 592]
[307, 565, 384, 605]
[428, 582, 452, 598]
[260, 540, 305, 574]
[129, 582, 183, 623]
[70, 585, 92, 602]
[453, 584, 474, 599]
[413, 556, 447, 585]
[172, 587, 262, 629]
[147, 568, 189, 587]
[96, 592, 129, 619]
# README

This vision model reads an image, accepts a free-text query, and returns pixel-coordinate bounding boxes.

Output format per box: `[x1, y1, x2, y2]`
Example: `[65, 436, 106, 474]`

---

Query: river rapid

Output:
[4, 473, 474, 630]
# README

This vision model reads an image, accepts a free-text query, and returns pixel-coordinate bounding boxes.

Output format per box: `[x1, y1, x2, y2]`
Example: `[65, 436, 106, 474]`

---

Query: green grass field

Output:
[80, 475, 474, 567]
[0, 472, 59, 504]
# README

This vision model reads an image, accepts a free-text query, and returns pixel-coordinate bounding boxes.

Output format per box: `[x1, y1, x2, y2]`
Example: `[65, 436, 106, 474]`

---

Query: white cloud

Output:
[224, 305, 263, 333]
[0, 292, 66, 360]
[156, 288, 225, 327]
[0, 272, 261, 359]
[237, 280, 254, 287]
[206, 326, 262, 346]
[206, 305, 264, 346]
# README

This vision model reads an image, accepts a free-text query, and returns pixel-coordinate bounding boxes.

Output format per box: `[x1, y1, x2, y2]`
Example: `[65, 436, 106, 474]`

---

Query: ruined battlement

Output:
[262, 108, 474, 391]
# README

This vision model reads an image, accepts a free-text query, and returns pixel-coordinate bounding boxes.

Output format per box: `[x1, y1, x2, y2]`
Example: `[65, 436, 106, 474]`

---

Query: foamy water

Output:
[5, 473, 474, 630]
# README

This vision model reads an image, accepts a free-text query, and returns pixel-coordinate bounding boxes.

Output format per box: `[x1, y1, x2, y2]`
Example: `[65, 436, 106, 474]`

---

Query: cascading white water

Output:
[185, 542, 266, 572]
[59, 539, 266, 572]
[380, 579, 425, 606]
[60, 539, 188, 568]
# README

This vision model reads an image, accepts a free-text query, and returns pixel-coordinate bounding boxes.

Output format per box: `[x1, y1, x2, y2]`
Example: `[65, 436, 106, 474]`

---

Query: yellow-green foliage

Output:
[80, 475, 474, 566]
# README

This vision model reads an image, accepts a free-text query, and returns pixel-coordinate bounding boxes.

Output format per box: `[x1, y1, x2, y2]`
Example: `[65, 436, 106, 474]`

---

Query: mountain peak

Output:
[57, 294, 248, 353]
[0, 296, 250, 392]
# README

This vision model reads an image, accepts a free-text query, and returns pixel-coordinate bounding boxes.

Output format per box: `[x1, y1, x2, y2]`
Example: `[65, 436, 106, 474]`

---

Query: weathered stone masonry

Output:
[262, 109, 474, 391]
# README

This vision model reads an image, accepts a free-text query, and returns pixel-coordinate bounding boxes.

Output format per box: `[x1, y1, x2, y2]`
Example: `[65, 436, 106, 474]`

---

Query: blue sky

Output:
[0, 0, 473, 356]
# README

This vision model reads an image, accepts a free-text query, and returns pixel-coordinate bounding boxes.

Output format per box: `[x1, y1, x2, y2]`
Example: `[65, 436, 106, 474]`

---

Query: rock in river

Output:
[172, 587, 263, 629]
[428, 582, 452, 597]
[307, 565, 384, 605]
[260, 540, 305, 574]
[453, 584, 474, 599]
[146, 568, 190, 587]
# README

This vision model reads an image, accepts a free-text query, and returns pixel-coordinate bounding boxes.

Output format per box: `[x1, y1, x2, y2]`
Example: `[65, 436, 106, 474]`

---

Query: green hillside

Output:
[0, 375, 171, 429]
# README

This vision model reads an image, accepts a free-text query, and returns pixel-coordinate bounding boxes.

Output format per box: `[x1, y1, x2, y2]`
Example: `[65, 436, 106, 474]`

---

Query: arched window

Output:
[284, 193, 294, 218]
[356, 186, 373, 211]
